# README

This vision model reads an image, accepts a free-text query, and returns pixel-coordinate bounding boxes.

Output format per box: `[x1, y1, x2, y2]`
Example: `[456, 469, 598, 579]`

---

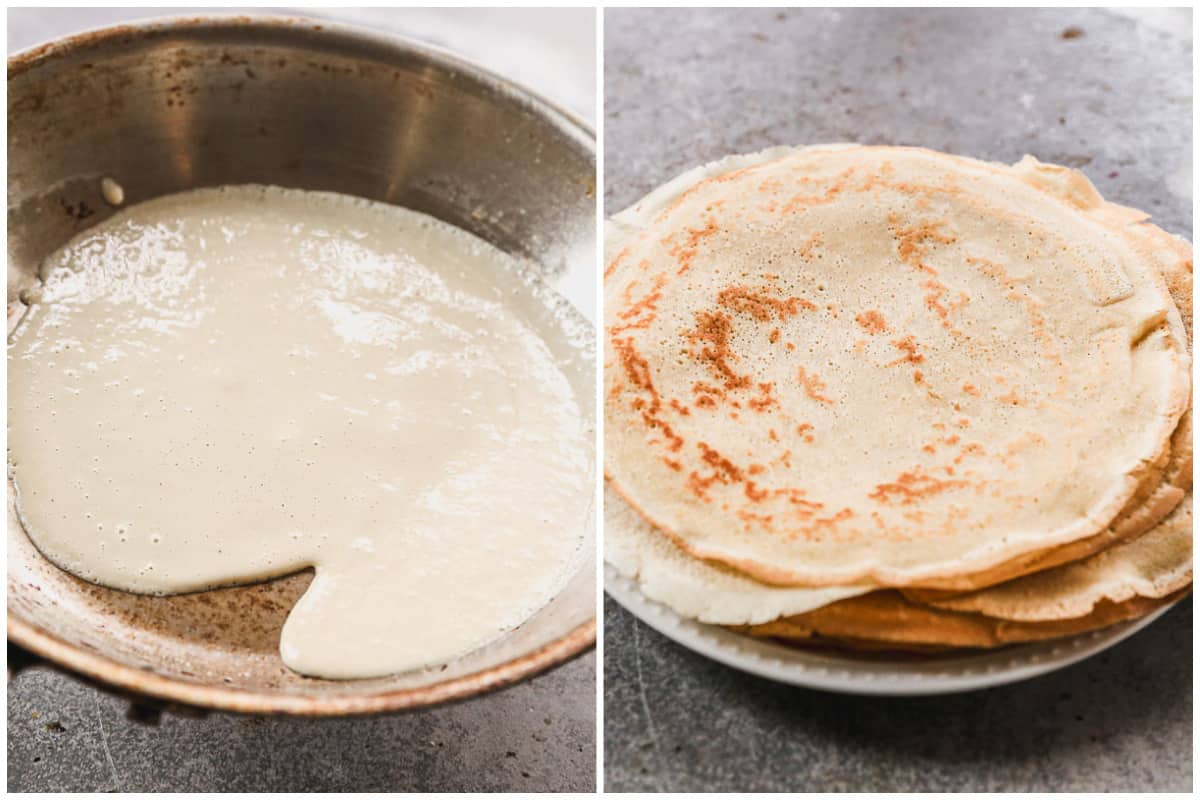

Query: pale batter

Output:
[8, 185, 593, 680]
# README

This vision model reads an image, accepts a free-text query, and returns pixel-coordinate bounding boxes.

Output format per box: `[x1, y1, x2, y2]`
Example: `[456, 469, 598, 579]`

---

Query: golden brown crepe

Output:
[738, 588, 1188, 651]
[604, 145, 1193, 655]
[605, 145, 1190, 590]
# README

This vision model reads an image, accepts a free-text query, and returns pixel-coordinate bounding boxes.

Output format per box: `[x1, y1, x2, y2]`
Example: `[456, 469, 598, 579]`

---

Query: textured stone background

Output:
[7, 7, 596, 793]
[604, 6, 1192, 793]
[9, 657, 594, 792]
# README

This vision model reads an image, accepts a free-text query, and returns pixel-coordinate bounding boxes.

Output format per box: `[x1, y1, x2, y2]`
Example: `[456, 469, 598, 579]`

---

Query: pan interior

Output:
[7, 18, 596, 705]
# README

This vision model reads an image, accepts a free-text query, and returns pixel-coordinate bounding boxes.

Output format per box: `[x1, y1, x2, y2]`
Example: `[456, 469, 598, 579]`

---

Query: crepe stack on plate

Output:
[604, 145, 1192, 653]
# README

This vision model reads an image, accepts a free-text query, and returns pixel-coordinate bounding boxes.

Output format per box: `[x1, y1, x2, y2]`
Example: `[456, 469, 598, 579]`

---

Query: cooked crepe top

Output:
[605, 145, 1189, 587]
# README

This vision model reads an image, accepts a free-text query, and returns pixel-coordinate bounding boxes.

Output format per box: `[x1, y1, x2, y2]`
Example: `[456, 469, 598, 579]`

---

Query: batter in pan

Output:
[7, 185, 593, 679]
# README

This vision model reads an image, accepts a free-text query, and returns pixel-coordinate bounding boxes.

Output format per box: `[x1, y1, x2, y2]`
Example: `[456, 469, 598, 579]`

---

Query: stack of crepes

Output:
[604, 145, 1192, 652]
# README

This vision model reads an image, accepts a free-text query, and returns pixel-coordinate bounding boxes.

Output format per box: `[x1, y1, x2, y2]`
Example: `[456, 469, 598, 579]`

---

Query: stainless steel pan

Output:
[7, 15, 596, 715]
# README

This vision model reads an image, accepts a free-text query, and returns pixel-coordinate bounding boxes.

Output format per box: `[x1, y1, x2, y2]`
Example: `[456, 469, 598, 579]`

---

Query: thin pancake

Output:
[605, 482, 868, 625]
[921, 495, 1192, 621]
[606, 145, 1189, 588]
[738, 588, 1188, 651]
[902, 406, 1188, 597]
[906, 216, 1192, 596]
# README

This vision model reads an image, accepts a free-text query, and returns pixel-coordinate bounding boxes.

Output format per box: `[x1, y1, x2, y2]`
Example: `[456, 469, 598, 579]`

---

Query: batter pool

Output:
[7, 185, 594, 680]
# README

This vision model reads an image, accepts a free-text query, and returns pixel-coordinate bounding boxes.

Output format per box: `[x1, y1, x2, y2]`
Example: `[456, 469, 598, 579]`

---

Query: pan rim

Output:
[6, 12, 596, 142]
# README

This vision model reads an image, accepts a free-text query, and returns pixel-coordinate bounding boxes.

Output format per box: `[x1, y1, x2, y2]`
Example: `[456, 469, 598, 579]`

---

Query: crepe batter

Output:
[7, 185, 593, 680]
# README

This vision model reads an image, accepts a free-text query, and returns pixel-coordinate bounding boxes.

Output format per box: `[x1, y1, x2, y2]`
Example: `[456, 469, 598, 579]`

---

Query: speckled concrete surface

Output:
[9, 653, 594, 792]
[7, 7, 596, 794]
[604, 6, 1192, 793]
[605, 599, 1190, 792]
[605, 7, 1191, 236]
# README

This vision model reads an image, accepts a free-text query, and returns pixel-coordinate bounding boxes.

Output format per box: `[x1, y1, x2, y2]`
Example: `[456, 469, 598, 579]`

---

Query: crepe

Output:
[738, 588, 1188, 651]
[605, 483, 868, 625]
[920, 495, 1192, 622]
[605, 144, 1190, 589]
[906, 220, 1193, 598]
[608, 477, 1190, 635]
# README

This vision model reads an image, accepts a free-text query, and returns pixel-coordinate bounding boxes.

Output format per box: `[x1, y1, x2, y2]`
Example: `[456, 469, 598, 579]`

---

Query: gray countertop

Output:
[603, 7, 1192, 793]
[604, 598, 1190, 793]
[9, 654, 594, 792]
[7, 7, 595, 793]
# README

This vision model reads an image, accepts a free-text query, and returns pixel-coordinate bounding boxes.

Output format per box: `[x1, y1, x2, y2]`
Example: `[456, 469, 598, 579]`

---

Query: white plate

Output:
[606, 564, 1179, 696]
